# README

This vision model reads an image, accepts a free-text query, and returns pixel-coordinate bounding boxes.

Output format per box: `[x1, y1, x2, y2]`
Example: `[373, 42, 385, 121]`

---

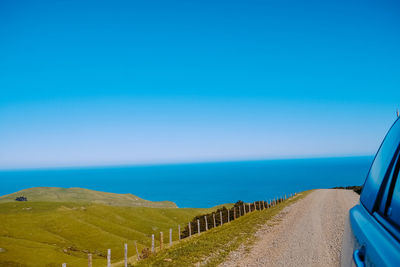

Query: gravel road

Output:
[219, 189, 359, 267]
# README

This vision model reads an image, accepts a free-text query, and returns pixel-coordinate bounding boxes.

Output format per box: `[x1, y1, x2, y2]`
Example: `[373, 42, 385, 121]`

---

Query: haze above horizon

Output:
[1, 0, 399, 169]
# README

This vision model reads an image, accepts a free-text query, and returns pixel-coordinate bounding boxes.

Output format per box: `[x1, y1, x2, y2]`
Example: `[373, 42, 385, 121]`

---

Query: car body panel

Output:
[348, 204, 400, 266]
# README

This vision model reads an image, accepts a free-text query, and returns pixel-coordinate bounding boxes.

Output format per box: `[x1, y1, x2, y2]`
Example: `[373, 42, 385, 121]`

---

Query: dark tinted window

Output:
[386, 159, 400, 228]
[361, 118, 400, 212]
[377, 155, 398, 214]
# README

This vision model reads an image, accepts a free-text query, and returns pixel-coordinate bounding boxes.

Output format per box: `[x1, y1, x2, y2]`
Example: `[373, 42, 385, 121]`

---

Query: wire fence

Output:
[60, 193, 297, 266]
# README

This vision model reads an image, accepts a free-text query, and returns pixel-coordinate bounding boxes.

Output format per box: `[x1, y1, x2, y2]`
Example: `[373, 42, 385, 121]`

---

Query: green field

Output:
[0, 187, 232, 267]
[0, 187, 301, 267]
[0, 201, 223, 267]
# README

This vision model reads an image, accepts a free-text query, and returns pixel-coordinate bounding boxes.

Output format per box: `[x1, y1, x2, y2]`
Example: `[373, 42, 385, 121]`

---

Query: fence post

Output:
[197, 219, 200, 235]
[248, 203, 251, 212]
[124, 243, 128, 267]
[178, 225, 181, 240]
[228, 209, 230, 222]
[213, 213, 216, 228]
[160, 232, 164, 250]
[243, 204, 246, 214]
[151, 234, 155, 253]
[220, 211, 223, 225]
[205, 216, 208, 231]
[234, 207, 236, 219]
[135, 241, 140, 261]
[189, 222, 192, 237]
[169, 228, 172, 246]
[107, 249, 111, 267]
[88, 253, 92, 267]
[253, 202, 256, 211]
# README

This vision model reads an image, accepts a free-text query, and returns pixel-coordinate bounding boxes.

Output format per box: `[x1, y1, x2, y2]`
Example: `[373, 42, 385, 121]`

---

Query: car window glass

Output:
[386, 157, 400, 228]
[361, 119, 400, 212]
[378, 159, 397, 214]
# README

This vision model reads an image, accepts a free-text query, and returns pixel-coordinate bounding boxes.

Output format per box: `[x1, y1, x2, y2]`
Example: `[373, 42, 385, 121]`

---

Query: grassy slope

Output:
[0, 187, 177, 208]
[133, 191, 310, 267]
[0, 201, 226, 267]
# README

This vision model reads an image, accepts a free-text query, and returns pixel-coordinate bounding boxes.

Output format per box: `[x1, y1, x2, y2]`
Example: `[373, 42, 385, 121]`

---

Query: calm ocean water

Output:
[0, 157, 373, 208]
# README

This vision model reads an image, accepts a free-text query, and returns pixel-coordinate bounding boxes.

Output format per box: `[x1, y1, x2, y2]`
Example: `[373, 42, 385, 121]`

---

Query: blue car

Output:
[342, 117, 400, 267]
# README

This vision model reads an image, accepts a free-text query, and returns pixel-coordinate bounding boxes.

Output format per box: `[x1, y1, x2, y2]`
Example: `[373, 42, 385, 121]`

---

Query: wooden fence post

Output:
[189, 222, 192, 237]
[107, 249, 111, 267]
[253, 202, 256, 211]
[88, 253, 92, 267]
[248, 203, 251, 212]
[234, 207, 236, 219]
[228, 209, 230, 222]
[197, 219, 200, 235]
[160, 232, 163, 250]
[243, 204, 246, 215]
[151, 234, 155, 253]
[169, 228, 172, 246]
[135, 241, 140, 261]
[178, 225, 181, 240]
[205, 216, 208, 231]
[220, 211, 223, 225]
[124, 243, 128, 267]
[213, 213, 216, 228]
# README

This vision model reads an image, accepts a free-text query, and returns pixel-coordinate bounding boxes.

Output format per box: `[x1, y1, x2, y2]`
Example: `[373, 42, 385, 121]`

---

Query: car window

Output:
[377, 153, 399, 215]
[385, 158, 400, 228]
[361, 118, 400, 212]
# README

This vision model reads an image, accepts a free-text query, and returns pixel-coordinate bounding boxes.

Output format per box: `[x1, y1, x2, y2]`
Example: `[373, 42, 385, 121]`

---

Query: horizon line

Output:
[0, 154, 374, 172]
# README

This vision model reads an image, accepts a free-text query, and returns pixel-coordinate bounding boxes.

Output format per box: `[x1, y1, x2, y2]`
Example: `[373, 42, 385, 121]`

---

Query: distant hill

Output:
[0, 187, 177, 208]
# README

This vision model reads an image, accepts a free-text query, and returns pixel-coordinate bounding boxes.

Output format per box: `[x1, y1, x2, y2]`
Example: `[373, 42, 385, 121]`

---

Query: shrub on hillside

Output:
[15, 196, 27, 201]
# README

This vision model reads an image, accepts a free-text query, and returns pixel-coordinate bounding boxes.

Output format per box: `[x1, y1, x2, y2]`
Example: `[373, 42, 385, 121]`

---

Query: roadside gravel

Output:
[219, 189, 359, 267]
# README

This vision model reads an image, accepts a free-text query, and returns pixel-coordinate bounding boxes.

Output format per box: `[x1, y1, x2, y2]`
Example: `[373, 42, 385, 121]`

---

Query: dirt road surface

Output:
[219, 189, 359, 267]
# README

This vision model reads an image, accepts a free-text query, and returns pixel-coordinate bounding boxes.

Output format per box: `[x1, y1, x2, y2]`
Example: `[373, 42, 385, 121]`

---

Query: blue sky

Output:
[0, 0, 399, 169]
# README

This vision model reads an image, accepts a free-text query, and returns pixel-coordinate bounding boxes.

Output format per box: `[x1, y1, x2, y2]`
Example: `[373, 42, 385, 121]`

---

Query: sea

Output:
[0, 156, 373, 208]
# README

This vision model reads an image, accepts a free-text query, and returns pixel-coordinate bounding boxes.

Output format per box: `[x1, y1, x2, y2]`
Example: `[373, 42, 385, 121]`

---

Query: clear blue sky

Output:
[0, 0, 399, 169]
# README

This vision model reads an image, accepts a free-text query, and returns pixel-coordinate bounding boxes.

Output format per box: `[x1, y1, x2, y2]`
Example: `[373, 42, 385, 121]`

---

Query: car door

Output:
[350, 153, 400, 267]
[347, 118, 400, 267]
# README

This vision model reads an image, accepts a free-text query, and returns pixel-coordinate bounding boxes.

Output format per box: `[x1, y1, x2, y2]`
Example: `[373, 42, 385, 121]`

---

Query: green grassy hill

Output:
[0, 187, 176, 208]
[0, 201, 220, 267]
